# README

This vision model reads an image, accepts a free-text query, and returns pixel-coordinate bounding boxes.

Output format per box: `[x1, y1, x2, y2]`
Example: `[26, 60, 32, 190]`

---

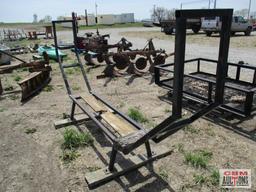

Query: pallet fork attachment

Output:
[53, 9, 233, 189]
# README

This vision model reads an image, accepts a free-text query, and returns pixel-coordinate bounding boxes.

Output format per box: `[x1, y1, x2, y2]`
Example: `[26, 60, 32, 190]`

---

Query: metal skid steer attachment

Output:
[0, 50, 51, 101]
[53, 9, 233, 189]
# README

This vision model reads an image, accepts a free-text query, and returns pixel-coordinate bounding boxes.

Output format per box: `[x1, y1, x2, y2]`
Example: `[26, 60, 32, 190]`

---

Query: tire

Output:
[192, 26, 200, 34]
[244, 27, 252, 36]
[206, 31, 212, 37]
[164, 27, 174, 35]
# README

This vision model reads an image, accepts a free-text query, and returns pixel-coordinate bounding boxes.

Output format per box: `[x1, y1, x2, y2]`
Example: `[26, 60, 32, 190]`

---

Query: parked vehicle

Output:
[142, 19, 154, 27]
[202, 16, 253, 36]
[159, 18, 201, 35]
[252, 23, 256, 31]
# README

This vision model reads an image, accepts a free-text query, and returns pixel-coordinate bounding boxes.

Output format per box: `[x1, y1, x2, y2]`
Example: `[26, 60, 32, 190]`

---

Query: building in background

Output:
[61, 13, 134, 27]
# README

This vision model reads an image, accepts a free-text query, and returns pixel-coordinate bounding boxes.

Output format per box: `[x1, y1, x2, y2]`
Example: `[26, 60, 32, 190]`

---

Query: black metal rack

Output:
[52, 9, 233, 189]
[155, 58, 256, 117]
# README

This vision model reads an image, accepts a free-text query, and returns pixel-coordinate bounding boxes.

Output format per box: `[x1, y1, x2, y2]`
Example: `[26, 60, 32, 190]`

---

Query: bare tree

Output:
[166, 9, 176, 20]
[234, 9, 249, 18]
[151, 7, 167, 22]
[33, 14, 38, 23]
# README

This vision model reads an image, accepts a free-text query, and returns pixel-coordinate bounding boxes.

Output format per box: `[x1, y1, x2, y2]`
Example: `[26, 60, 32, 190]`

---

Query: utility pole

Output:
[214, 0, 217, 8]
[208, 0, 211, 8]
[180, 3, 183, 9]
[85, 9, 88, 26]
[248, 0, 252, 20]
[95, 2, 99, 34]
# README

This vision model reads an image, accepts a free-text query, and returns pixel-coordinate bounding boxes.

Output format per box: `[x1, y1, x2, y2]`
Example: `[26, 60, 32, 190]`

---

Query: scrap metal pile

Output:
[72, 16, 174, 78]
[0, 50, 51, 101]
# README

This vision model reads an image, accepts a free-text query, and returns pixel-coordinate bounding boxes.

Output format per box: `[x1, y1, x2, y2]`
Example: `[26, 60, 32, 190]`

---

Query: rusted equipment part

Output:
[0, 50, 51, 101]
[113, 54, 130, 70]
[18, 70, 51, 101]
[135, 57, 147, 70]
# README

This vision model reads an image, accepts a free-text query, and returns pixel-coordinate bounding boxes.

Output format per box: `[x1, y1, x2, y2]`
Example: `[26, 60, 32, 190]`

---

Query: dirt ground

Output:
[0, 27, 256, 192]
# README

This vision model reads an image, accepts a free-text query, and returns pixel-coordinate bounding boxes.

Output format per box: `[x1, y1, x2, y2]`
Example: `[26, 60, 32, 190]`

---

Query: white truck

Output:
[202, 16, 253, 36]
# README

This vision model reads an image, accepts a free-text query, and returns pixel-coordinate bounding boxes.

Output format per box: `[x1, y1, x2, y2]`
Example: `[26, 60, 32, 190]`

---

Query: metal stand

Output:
[52, 9, 233, 189]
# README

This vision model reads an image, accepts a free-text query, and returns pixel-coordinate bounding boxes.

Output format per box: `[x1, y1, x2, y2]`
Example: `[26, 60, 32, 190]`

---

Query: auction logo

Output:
[220, 169, 251, 189]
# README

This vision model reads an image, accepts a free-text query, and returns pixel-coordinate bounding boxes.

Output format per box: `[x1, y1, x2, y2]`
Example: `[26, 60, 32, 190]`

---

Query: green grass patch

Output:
[0, 108, 6, 112]
[72, 85, 81, 91]
[209, 169, 220, 185]
[158, 167, 169, 181]
[60, 149, 80, 163]
[87, 166, 101, 172]
[4, 85, 14, 91]
[184, 125, 200, 134]
[25, 128, 37, 134]
[193, 174, 207, 185]
[184, 150, 213, 169]
[43, 85, 54, 92]
[128, 107, 148, 123]
[8, 94, 19, 100]
[65, 68, 75, 75]
[79, 22, 143, 30]
[62, 128, 93, 150]
[14, 75, 22, 82]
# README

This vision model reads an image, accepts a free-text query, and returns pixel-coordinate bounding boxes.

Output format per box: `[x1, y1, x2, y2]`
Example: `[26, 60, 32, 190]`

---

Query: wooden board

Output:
[101, 112, 136, 137]
[81, 93, 107, 112]
[18, 72, 42, 84]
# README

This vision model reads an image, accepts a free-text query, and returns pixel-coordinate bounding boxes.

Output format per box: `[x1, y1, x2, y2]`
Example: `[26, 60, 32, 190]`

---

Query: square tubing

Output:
[70, 101, 76, 120]
[145, 141, 152, 158]
[244, 92, 254, 116]
[197, 59, 200, 73]
[108, 147, 117, 172]
[172, 17, 187, 119]
[214, 13, 232, 104]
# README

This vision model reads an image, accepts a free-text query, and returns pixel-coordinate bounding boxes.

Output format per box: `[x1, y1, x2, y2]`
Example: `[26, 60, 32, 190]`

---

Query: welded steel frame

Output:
[53, 9, 233, 189]
[155, 58, 256, 117]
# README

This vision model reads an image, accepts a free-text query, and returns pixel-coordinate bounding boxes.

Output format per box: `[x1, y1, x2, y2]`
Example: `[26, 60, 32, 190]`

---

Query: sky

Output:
[0, 0, 255, 22]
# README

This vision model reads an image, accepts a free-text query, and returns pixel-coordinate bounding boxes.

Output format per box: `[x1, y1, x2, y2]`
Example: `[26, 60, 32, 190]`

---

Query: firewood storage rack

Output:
[53, 9, 233, 189]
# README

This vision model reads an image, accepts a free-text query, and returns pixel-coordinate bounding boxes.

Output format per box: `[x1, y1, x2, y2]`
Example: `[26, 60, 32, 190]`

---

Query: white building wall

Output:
[97, 14, 115, 25]
[120, 13, 135, 23]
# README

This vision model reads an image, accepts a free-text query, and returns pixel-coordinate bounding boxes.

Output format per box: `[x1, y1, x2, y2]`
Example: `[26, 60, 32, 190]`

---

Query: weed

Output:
[14, 75, 22, 82]
[128, 107, 148, 123]
[43, 85, 54, 92]
[210, 169, 220, 185]
[184, 150, 212, 169]
[62, 129, 93, 149]
[8, 94, 19, 100]
[72, 85, 81, 91]
[25, 128, 37, 134]
[176, 143, 184, 153]
[87, 166, 101, 172]
[66, 68, 74, 75]
[0, 108, 5, 112]
[158, 167, 169, 181]
[60, 149, 80, 163]
[118, 102, 125, 108]
[4, 85, 14, 91]
[62, 113, 69, 119]
[164, 108, 171, 113]
[193, 174, 207, 185]
[184, 125, 200, 134]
